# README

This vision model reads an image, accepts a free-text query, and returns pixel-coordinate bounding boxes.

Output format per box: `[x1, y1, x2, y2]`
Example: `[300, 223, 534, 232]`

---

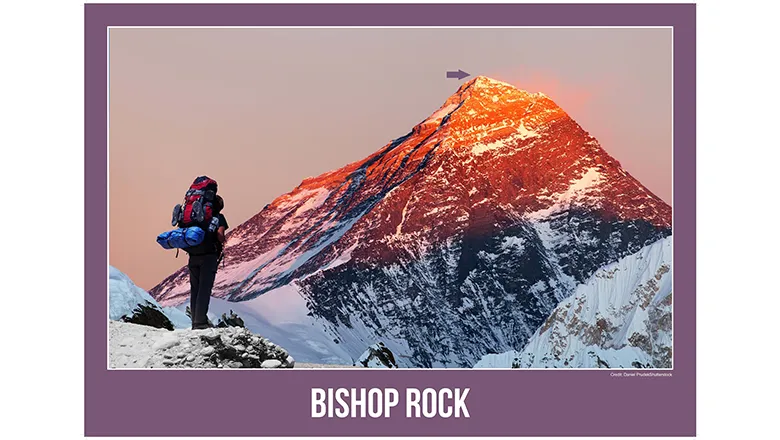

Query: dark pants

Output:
[188, 253, 219, 327]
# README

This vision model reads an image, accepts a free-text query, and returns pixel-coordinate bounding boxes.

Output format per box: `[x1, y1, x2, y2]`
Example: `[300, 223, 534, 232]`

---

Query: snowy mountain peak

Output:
[460, 75, 520, 92]
[424, 76, 568, 158]
[452, 76, 547, 109]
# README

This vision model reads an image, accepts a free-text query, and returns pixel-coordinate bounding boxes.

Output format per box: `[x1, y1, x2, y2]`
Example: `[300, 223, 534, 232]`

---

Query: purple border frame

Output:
[86, 3, 695, 436]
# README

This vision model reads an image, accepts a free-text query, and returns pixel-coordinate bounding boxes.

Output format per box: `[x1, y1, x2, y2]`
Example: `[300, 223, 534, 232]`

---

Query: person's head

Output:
[213, 195, 224, 214]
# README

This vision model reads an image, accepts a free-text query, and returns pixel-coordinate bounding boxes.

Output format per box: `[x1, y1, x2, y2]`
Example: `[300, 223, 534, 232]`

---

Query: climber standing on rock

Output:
[170, 176, 229, 330]
[187, 192, 228, 329]
[158, 176, 229, 329]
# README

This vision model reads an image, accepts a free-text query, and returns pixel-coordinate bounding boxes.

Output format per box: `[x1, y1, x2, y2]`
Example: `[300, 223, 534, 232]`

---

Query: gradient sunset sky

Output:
[109, 27, 672, 289]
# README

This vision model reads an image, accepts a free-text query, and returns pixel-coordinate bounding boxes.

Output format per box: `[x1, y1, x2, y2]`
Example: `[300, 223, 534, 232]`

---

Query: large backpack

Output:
[172, 176, 218, 229]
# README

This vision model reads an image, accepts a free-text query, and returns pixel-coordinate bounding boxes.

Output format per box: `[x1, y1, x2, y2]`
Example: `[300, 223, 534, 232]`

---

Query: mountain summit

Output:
[150, 77, 671, 367]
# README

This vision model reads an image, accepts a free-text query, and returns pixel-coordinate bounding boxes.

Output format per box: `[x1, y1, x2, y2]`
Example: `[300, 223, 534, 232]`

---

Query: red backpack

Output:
[171, 176, 218, 228]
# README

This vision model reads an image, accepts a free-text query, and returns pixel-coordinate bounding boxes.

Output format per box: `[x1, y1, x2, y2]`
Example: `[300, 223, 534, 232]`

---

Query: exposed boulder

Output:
[120, 300, 174, 331]
[358, 342, 398, 368]
[216, 309, 246, 328]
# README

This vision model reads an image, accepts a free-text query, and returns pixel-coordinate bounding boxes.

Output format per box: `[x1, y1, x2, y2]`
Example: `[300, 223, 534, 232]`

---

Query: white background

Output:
[1, 0, 777, 439]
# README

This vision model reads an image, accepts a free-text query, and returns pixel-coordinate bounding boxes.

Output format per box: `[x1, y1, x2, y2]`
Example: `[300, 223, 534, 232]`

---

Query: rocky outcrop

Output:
[120, 301, 174, 331]
[216, 310, 246, 328]
[358, 342, 398, 368]
[109, 321, 295, 369]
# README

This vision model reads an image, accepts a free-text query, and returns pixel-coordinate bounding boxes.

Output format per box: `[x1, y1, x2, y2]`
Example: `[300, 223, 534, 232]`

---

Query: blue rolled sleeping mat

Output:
[156, 226, 205, 249]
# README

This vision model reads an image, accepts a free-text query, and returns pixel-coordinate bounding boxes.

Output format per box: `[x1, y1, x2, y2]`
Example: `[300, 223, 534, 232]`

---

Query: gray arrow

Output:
[446, 69, 470, 80]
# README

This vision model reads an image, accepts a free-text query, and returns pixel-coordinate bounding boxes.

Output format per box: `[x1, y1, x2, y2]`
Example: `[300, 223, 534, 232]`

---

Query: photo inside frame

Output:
[106, 26, 673, 371]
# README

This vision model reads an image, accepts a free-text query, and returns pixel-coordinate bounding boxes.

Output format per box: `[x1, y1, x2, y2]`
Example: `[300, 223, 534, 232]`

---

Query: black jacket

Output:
[187, 213, 229, 256]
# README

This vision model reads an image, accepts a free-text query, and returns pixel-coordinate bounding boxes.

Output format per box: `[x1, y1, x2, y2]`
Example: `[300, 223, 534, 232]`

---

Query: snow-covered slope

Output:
[150, 76, 672, 367]
[109, 266, 190, 329]
[473, 350, 523, 368]
[185, 285, 413, 366]
[513, 237, 672, 368]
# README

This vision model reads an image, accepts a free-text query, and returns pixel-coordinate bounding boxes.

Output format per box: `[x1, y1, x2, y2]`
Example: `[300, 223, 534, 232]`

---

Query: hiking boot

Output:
[192, 321, 213, 330]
